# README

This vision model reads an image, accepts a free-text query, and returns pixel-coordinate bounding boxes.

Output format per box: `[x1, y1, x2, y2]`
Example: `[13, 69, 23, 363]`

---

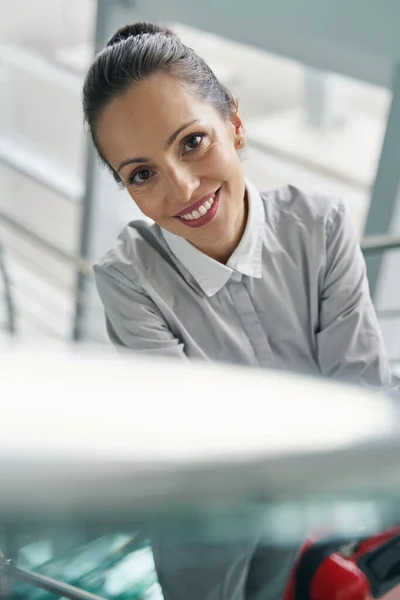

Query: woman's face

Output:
[96, 72, 247, 261]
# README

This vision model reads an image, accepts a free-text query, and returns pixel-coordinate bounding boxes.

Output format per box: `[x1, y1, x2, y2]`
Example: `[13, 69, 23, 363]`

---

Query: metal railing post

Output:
[0, 244, 15, 335]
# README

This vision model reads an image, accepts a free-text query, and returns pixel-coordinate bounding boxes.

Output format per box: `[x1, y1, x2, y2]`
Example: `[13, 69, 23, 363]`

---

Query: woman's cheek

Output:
[207, 140, 239, 172]
[202, 150, 227, 178]
[129, 190, 158, 220]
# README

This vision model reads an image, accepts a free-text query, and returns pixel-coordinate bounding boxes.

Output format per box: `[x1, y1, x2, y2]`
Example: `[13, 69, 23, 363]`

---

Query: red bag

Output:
[284, 527, 400, 600]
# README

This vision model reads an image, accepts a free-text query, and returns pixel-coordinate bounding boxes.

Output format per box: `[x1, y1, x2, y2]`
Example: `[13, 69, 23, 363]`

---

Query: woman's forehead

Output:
[97, 73, 219, 159]
[101, 74, 215, 134]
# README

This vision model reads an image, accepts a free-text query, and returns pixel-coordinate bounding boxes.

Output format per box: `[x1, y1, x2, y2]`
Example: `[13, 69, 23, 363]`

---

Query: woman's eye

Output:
[183, 134, 205, 153]
[129, 169, 152, 186]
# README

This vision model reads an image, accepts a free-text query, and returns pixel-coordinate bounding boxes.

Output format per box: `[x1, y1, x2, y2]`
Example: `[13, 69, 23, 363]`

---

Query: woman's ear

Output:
[230, 104, 246, 149]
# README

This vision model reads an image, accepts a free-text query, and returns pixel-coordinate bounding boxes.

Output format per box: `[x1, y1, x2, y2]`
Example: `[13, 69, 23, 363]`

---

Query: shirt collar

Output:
[161, 180, 264, 297]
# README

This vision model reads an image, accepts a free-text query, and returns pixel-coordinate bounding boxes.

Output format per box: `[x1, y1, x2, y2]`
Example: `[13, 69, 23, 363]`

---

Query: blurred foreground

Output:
[0, 344, 400, 598]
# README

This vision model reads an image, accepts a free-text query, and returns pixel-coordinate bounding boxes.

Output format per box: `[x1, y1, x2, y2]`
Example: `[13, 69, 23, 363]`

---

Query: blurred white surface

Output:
[0, 346, 396, 462]
[0, 345, 399, 539]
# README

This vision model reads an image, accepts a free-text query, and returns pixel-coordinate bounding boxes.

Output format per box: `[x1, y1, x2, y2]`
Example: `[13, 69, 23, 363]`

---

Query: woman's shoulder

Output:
[259, 184, 344, 233]
[93, 219, 168, 281]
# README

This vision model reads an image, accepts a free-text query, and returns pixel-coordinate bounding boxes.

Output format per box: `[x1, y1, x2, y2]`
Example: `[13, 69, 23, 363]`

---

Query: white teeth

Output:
[180, 190, 219, 221]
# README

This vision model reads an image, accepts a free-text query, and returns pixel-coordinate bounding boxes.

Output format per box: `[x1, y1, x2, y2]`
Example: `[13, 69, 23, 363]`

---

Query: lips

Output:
[175, 190, 219, 218]
[175, 188, 221, 228]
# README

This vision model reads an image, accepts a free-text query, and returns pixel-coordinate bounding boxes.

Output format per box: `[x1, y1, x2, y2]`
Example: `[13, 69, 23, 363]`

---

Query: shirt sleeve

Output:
[316, 201, 392, 389]
[94, 264, 188, 359]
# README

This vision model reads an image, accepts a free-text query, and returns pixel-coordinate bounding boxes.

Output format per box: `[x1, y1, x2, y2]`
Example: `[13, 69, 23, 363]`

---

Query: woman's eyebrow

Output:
[117, 156, 149, 173]
[165, 118, 201, 148]
[117, 118, 201, 173]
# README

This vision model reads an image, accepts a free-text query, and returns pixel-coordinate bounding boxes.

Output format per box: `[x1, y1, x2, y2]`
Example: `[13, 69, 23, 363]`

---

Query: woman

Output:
[83, 21, 392, 600]
[84, 22, 391, 389]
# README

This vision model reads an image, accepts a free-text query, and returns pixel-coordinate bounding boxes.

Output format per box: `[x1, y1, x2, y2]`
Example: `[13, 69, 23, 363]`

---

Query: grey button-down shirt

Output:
[94, 181, 394, 599]
[94, 181, 391, 389]
[94, 182, 394, 599]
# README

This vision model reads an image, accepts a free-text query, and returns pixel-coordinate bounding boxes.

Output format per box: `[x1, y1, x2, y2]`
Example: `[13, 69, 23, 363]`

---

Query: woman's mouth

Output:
[174, 188, 221, 228]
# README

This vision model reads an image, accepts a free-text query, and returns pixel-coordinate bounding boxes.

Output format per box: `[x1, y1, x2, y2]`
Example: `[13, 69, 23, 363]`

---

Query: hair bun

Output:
[106, 22, 177, 47]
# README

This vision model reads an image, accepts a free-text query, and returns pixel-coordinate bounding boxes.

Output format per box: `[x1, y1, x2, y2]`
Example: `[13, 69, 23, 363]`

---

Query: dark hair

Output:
[82, 22, 235, 186]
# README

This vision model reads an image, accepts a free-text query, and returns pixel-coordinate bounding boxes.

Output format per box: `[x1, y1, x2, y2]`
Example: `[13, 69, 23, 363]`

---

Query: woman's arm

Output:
[316, 202, 392, 389]
[94, 264, 188, 359]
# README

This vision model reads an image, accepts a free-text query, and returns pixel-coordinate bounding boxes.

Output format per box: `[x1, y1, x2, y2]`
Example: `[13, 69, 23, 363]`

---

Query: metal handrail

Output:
[7, 263, 104, 317]
[0, 209, 93, 277]
[0, 554, 106, 600]
[376, 308, 400, 319]
[4, 238, 104, 317]
[361, 233, 400, 254]
[0, 209, 108, 341]
[9, 288, 106, 343]
[0, 137, 84, 204]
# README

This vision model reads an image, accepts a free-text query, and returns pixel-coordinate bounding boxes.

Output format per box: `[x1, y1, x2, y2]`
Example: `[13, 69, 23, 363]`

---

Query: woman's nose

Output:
[166, 167, 200, 205]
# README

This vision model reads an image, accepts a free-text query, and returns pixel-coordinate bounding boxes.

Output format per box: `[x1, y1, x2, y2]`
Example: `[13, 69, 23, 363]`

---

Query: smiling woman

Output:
[94, 71, 247, 262]
[83, 21, 393, 388]
[81, 20, 396, 600]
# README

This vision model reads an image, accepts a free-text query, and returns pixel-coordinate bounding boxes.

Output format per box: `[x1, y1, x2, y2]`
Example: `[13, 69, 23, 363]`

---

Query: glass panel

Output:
[0, 0, 99, 344]
[0, 0, 95, 193]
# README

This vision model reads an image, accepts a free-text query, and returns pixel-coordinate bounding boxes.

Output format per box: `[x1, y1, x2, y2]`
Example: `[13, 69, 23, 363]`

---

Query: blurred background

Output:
[1, 0, 400, 372]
